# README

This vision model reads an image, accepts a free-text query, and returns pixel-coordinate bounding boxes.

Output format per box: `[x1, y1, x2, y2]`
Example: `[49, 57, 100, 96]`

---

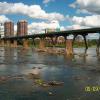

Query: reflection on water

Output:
[0, 47, 100, 100]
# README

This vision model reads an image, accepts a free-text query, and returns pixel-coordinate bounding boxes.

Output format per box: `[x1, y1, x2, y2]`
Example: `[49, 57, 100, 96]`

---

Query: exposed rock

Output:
[89, 68, 100, 73]
[26, 73, 40, 79]
[41, 83, 50, 87]
[38, 67, 42, 69]
[7, 75, 25, 80]
[34, 79, 64, 87]
[32, 67, 42, 69]
[32, 67, 37, 69]
[0, 76, 11, 83]
[48, 81, 64, 86]
[12, 76, 24, 80]
[73, 76, 90, 80]
[0, 76, 8, 81]
[48, 92, 53, 96]
[78, 53, 88, 57]
[73, 76, 82, 80]
[37, 49, 47, 52]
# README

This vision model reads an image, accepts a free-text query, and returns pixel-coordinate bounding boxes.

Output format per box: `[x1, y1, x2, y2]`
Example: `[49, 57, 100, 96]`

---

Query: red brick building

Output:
[17, 20, 28, 36]
[4, 21, 14, 37]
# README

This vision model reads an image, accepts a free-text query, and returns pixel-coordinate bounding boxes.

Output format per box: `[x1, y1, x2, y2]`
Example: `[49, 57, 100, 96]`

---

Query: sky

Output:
[0, 0, 100, 39]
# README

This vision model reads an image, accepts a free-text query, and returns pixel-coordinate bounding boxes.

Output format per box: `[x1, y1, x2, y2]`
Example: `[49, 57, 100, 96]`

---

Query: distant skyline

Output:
[0, 0, 100, 39]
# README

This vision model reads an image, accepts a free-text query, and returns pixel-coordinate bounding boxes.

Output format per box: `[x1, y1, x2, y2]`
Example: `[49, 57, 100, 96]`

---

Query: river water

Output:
[0, 47, 100, 100]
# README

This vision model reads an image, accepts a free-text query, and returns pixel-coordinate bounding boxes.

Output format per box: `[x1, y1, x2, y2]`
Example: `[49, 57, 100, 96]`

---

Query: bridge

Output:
[0, 27, 100, 55]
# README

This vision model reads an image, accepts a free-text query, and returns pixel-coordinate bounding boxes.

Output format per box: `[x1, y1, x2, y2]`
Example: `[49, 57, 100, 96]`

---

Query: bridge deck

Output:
[1, 27, 100, 40]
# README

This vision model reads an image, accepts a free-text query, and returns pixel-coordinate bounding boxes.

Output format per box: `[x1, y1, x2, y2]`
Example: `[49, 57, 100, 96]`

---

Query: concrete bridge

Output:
[0, 27, 100, 55]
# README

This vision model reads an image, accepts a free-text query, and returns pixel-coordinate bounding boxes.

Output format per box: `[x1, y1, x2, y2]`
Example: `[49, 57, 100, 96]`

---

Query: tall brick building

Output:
[17, 20, 28, 36]
[4, 21, 14, 37]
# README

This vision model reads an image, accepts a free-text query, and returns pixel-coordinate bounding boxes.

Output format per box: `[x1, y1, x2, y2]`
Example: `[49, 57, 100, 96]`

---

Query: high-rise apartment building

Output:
[17, 20, 28, 36]
[4, 21, 14, 37]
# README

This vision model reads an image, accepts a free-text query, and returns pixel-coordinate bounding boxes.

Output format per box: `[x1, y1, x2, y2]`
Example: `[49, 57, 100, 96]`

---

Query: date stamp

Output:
[85, 86, 100, 92]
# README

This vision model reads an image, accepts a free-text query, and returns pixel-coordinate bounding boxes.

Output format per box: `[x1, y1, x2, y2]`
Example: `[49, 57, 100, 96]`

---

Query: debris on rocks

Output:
[48, 81, 64, 86]
[32, 67, 42, 69]
[34, 79, 64, 87]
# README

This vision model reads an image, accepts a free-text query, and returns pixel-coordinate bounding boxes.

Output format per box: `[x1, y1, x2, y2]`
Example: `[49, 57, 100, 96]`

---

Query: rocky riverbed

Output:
[0, 47, 100, 100]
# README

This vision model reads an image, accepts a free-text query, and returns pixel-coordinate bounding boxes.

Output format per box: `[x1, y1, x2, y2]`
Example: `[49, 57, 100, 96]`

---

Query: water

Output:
[0, 47, 100, 100]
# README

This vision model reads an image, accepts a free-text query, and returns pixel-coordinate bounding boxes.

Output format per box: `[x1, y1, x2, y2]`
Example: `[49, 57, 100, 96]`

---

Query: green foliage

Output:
[18, 39, 98, 48]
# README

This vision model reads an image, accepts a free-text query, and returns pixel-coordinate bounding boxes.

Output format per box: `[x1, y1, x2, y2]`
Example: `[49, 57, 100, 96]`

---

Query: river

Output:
[0, 47, 100, 100]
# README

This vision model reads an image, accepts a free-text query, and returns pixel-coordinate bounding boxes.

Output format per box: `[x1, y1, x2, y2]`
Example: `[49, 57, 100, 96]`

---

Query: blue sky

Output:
[0, 0, 100, 38]
[0, 0, 77, 25]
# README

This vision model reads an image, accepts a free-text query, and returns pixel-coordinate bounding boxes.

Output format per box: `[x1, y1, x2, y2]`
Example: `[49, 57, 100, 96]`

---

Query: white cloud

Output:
[69, 0, 100, 37]
[28, 20, 60, 34]
[43, 0, 55, 4]
[69, 3, 76, 8]
[66, 24, 88, 30]
[62, 24, 99, 39]
[0, 15, 9, 23]
[66, 15, 100, 27]
[0, 2, 64, 21]
[70, 0, 100, 14]
[87, 33, 99, 39]
[65, 14, 100, 39]
[43, 0, 50, 4]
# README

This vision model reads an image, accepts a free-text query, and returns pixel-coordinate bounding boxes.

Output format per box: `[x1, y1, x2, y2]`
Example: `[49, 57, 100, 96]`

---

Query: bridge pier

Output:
[82, 34, 88, 54]
[32, 39, 36, 47]
[10, 40, 14, 47]
[0, 40, 5, 46]
[51, 37, 55, 47]
[39, 38, 45, 50]
[96, 33, 100, 55]
[6, 40, 11, 47]
[23, 39, 29, 49]
[65, 38, 73, 55]
[12, 40, 18, 48]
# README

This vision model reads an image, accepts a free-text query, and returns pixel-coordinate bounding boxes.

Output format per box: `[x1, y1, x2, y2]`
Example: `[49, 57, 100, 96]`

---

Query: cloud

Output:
[0, 2, 64, 21]
[66, 15, 100, 27]
[70, 0, 100, 14]
[66, 24, 88, 30]
[65, 14, 100, 39]
[28, 20, 60, 34]
[61, 24, 99, 39]
[0, 15, 9, 23]
[43, 0, 55, 4]
[87, 33, 99, 39]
